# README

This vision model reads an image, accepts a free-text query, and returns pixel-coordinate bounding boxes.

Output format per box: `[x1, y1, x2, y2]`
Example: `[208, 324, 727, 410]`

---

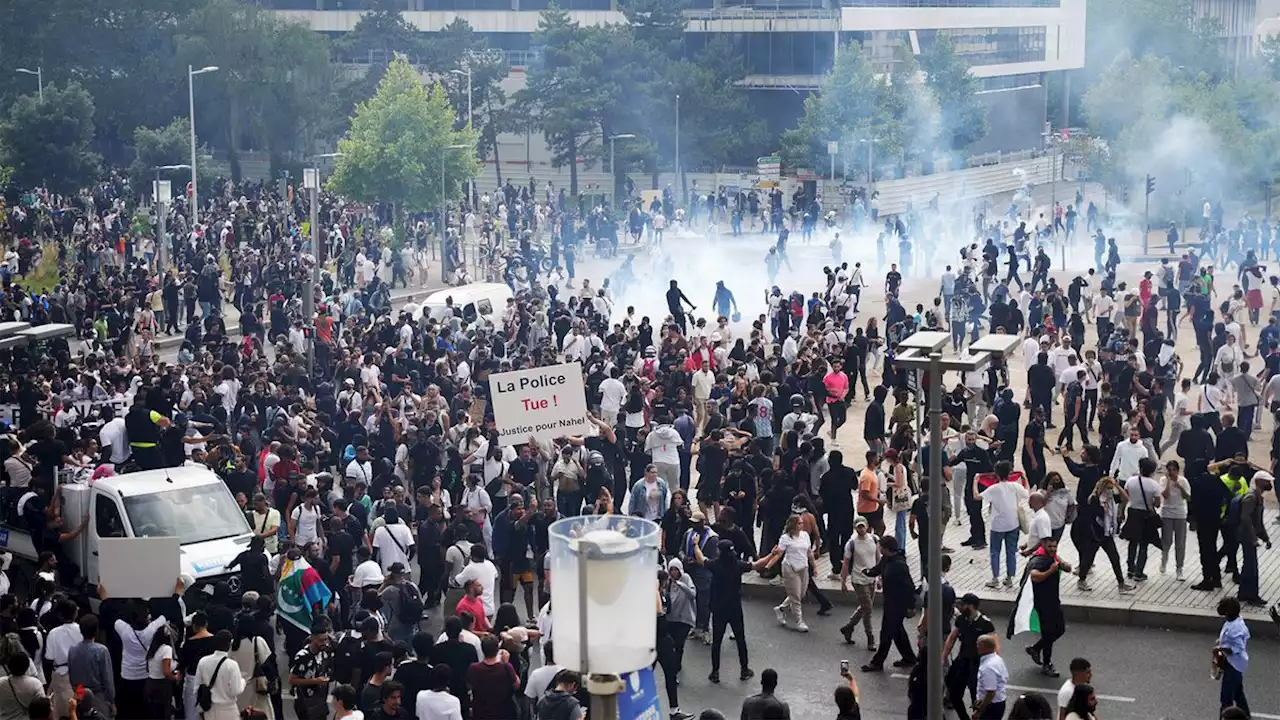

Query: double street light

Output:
[893, 331, 1021, 720]
[15, 67, 42, 102]
[188, 64, 220, 226]
[151, 164, 191, 273]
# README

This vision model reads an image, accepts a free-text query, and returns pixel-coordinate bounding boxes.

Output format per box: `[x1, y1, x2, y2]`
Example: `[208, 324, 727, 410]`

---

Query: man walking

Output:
[973, 634, 1008, 719]
[943, 594, 996, 720]
[1023, 536, 1071, 677]
[861, 536, 917, 672]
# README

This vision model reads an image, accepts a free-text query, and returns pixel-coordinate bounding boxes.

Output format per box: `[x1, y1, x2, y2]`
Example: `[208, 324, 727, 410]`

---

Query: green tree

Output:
[421, 19, 514, 184]
[0, 82, 100, 194]
[782, 42, 899, 180]
[517, 6, 601, 195]
[174, 0, 335, 179]
[663, 37, 767, 173]
[919, 35, 986, 153]
[327, 56, 480, 217]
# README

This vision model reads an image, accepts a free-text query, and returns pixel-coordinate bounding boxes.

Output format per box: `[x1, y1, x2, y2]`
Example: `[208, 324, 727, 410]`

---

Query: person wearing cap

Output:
[861, 535, 916, 672]
[838, 516, 879, 649]
[289, 621, 334, 720]
[681, 509, 718, 642]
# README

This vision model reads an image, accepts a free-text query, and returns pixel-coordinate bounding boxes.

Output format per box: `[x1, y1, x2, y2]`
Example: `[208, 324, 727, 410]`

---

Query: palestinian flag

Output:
[276, 556, 333, 632]
[1007, 547, 1047, 638]
[975, 470, 1028, 492]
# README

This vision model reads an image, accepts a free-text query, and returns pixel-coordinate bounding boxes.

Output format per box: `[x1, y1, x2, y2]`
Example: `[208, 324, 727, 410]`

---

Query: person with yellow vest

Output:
[1207, 455, 1263, 581]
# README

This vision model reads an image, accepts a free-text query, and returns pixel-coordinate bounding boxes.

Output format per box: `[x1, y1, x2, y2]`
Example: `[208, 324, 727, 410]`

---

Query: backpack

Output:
[395, 582, 426, 626]
[1226, 494, 1244, 528]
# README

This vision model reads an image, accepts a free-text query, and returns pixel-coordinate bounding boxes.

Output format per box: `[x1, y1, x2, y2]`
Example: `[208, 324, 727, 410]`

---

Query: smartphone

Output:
[840, 660, 850, 674]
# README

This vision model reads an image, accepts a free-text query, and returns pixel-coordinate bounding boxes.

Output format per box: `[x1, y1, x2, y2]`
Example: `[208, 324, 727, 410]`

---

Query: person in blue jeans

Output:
[977, 460, 1027, 588]
[1215, 597, 1251, 717]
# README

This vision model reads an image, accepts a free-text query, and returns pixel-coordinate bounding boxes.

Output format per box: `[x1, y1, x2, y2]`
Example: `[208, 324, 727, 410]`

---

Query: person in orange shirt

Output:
[857, 450, 886, 536]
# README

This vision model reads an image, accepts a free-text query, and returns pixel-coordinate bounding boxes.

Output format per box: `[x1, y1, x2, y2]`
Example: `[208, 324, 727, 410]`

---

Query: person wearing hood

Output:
[712, 281, 738, 320]
[535, 669, 583, 720]
[662, 558, 697, 684]
[646, 414, 684, 489]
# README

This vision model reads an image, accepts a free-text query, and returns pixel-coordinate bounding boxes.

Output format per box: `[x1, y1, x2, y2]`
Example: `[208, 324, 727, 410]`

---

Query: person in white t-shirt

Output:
[1057, 657, 1093, 716]
[453, 544, 500, 621]
[977, 463, 1029, 588]
[598, 371, 627, 428]
[289, 489, 325, 548]
[1021, 491, 1052, 555]
[371, 508, 415, 574]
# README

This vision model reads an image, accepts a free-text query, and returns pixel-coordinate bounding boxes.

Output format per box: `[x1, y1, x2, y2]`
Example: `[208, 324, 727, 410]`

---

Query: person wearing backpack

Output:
[194, 629, 245, 720]
[379, 564, 425, 644]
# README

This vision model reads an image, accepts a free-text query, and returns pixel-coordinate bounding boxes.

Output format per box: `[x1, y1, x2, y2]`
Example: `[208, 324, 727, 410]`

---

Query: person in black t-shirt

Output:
[943, 593, 996, 720]
[1024, 537, 1070, 678]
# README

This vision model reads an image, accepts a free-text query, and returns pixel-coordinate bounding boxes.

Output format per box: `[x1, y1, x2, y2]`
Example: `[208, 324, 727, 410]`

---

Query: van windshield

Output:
[122, 484, 250, 545]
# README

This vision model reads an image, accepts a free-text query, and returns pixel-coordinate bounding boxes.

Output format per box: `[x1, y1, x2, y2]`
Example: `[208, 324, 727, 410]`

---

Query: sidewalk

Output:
[742, 506, 1280, 633]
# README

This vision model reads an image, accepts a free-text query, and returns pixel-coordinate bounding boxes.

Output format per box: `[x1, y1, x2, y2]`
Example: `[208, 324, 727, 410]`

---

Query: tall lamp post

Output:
[609, 133, 635, 207]
[440, 144, 470, 282]
[450, 67, 472, 127]
[152, 164, 190, 272]
[893, 332, 1021, 720]
[675, 94, 681, 205]
[187, 64, 219, 227]
[301, 153, 343, 376]
[859, 137, 878, 188]
[14, 67, 42, 102]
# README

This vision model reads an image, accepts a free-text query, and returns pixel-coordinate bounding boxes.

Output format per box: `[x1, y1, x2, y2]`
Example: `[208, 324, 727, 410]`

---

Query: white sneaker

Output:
[794, 622, 810, 633]
[774, 606, 786, 625]
[985, 579, 1001, 589]
[1176, 571, 1186, 582]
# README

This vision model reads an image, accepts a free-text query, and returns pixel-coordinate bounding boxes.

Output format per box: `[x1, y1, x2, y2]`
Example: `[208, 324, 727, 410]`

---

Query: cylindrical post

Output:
[467, 70, 473, 128]
[188, 66, 200, 227]
[927, 352, 945, 720]
[306, 185, 319, 376]
[440, 149, 447, 283]
[610, 137, 616, 209]
[675, 94, 681, 205]
[1049, 140, 1057, 236]
[158, 202, 167, 273]
[36, 68, 42, 103]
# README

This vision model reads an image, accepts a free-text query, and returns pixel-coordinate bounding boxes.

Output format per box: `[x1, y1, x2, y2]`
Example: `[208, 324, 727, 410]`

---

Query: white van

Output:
[0, 465, 256, 594]
[421, 282, 513, 330]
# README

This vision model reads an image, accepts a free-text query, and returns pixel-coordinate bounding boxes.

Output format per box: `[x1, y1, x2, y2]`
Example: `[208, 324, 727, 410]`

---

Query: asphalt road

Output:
[269, 594, 1277, 720]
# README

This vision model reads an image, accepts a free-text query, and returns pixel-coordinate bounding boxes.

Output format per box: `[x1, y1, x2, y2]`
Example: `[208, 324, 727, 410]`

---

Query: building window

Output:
[918, 26, 1046, 66]
[842, 0, 1058, 6]
[979, 73, 1041, 91]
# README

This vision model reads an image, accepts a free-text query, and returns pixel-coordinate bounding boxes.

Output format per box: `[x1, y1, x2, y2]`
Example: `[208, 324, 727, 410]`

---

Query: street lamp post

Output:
[859, 138, 878, 188]
[450, 67, 472, 127]
[14, 67, 42, 102]
[440, 144, 470, 282]
[893, 332, 1021, 720]
[300, 153, 343, 376]
[675, 94, 681, 205]
[187, 65, 219, 227]
[609, 133, 636, 207]
[152, 165, 190, 273]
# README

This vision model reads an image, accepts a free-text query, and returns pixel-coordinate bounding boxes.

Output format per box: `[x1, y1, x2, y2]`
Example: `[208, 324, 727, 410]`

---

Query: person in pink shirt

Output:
[456, 579, 491, 633]
[823, 360, 851, 440]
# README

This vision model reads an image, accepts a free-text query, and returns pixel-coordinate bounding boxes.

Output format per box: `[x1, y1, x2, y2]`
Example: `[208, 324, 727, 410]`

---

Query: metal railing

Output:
[684, 8, 840, 20]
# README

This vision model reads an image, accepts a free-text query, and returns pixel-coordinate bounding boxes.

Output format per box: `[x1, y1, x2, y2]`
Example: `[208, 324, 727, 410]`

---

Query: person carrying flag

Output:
[1009, 535, 1070, 678]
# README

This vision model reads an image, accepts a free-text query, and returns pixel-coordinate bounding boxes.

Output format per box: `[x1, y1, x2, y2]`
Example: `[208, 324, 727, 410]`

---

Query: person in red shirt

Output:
[456, 579, 490, 633]
[823, 360, 851, 440]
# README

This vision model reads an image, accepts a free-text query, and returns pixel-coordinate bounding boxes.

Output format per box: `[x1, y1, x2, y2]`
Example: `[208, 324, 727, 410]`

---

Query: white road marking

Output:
[1249, 714, 1280, 720]
[887, 674, 1136, 703]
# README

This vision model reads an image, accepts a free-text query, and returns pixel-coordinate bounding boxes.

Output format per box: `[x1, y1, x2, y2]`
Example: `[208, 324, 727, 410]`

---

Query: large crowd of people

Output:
[0, 168, 1270, 720]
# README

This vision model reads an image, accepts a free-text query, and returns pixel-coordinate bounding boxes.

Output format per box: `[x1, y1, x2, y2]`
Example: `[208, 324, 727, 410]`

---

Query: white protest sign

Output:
[99, 536, 181, 599]
[488, 362, 591, 444]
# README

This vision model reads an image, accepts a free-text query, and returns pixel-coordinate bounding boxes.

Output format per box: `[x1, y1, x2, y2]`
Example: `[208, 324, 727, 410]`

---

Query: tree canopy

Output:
[327, 56, 480, 215]
[0, 82, 100, 194]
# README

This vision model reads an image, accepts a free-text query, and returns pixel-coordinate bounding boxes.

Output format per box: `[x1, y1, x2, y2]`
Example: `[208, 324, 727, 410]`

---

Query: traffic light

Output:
[1146, 174, 1156, 195]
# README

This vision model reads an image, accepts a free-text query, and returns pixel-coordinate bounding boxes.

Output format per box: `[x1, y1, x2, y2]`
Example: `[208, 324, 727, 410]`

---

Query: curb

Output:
[741, 578, 1280, 636]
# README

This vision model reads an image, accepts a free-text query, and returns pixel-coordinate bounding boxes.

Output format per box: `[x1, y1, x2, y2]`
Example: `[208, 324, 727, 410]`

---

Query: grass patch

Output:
[19, 242, 62, 295]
